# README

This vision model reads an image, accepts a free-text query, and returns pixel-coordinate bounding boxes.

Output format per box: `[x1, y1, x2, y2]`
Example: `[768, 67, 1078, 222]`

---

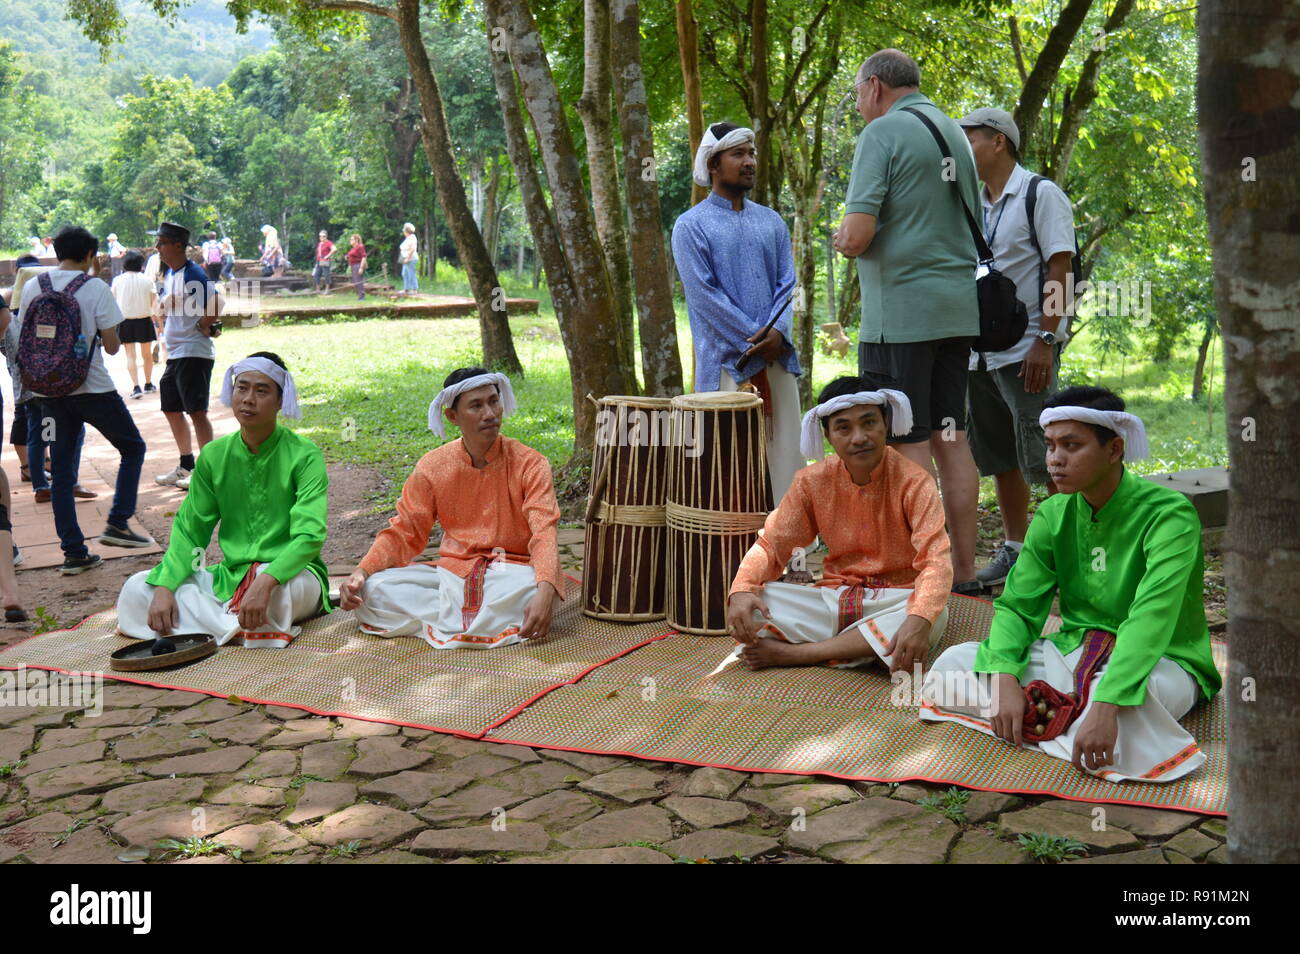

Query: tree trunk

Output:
[675, 0, 707, 206]
[825, 232, 836, 325]
[1013, 0, 1096, 165]
[611, 0, 684, 397]
[1045, 0, 1137, 181]
[393, 0, 522, 375]
[515, 241, 525, 280]
[837, 258, 859, 331]
[487, 0, 635, 449]
[482, 154, 502, 261]
[749, 0, 773, 206]
[575, 0, 637, 384]
[1191, 318, 1215, 401]
[1199, 0, 1300, 864]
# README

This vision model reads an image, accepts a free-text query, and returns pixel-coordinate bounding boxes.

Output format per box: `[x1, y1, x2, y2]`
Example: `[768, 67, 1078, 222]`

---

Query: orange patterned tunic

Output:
[729, 448, 953, 622]
[358, 435, 563, 592]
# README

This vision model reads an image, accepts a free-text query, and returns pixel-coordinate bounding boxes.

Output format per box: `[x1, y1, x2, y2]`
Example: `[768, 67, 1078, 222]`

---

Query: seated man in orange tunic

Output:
[338, 368, 563, 648]
[724, 375, 953, 673]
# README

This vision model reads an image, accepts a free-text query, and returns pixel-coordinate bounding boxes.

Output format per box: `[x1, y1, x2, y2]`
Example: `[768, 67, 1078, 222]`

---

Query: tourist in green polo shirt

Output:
[832, 47, 982, 596]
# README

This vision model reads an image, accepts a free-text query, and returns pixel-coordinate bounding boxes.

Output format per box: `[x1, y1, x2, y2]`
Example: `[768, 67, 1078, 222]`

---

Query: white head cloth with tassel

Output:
[1039, 406, 1150, 460]
[220, 357, 300, 419]
[798, 390, 913, 461]
[427, 372, 516, 439]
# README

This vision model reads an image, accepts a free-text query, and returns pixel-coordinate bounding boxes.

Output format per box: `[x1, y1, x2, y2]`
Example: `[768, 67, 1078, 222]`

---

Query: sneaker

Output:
[61, 554, 103, 576]
[100, 525, 152, 548]
[130, 385, 143, 399]
[952, 579, 985, 598]
[156, 466, 191, 487]
[976, 542, 1020, 587]
[144, 382, 156, 393]
[176, 475, 191, 490]
[12, 545, 22, 567]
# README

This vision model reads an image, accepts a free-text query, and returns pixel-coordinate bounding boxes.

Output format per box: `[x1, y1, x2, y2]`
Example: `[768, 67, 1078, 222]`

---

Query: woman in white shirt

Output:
[110, 251, 158, 398]
[399, 222, 419, 295]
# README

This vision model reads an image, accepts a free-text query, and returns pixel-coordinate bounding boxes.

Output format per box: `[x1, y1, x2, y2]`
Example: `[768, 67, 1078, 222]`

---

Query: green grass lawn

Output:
[216, 289, 1227, 512]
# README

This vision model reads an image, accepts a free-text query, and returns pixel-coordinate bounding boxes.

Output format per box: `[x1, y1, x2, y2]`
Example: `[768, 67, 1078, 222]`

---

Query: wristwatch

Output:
[1037, 330, 1057, 345]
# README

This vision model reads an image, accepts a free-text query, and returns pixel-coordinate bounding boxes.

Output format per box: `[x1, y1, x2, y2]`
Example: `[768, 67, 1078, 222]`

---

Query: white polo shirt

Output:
[971, 163, 1076, 371]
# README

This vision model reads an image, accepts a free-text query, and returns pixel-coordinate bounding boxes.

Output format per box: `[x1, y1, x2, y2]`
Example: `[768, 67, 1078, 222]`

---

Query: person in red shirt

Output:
[345, 234, 367, 300]
[313, 230, 336, 292]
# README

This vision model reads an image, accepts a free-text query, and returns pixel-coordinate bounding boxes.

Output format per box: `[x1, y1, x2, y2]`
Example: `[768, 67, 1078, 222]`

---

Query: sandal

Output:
[5, 607, 28, 623]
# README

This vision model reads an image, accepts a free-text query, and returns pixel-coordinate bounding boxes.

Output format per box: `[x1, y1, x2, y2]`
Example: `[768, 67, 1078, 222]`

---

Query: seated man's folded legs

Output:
[921, 639, 1205, 783]
[358, 562, 538, 649]
[737, 583, 944, 670]
[117, 565, 321, 648]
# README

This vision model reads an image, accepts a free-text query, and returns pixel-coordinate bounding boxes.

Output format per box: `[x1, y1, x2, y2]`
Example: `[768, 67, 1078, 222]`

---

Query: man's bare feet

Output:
[741, 637, 807, 670]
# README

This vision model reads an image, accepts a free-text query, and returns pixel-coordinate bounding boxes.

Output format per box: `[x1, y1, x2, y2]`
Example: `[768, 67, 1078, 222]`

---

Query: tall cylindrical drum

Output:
[666, 391, 772, 635]
[583, 395, 674, 621]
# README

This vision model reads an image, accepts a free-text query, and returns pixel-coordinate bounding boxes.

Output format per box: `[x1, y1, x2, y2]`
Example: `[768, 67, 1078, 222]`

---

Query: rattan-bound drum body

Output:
[666, 391, 772, 635]
[583, 395, 674, 621]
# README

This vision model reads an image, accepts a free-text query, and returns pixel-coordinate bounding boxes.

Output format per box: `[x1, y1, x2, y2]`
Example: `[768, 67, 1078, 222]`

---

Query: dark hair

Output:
[444, 366, 496, 410]
[817, 373, 900, 432]
[1044, 385, 1125, 445]
[974, 125, 1020, 162]
[247, 351, 288, 396]
[123, 250, 145, 272]
[52, 226, 98, 262]
[14, 254, 39, 268]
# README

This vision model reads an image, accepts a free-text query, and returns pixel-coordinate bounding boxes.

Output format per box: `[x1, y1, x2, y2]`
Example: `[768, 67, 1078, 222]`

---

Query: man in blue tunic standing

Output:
[671, 122, 804, 505]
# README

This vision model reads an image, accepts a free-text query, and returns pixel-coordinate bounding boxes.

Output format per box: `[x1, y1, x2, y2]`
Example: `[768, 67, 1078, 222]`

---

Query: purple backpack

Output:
[17, 272, 96, 397]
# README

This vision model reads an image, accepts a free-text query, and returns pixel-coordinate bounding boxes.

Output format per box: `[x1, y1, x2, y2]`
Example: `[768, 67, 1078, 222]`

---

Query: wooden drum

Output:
[666, 391, 772, 635]
[582, 395, 674, 621]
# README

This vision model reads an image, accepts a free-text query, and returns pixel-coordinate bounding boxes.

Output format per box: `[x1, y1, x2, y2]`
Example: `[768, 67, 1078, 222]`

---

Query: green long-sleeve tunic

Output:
[147, 425, 330, 611]
[974, 468, 1221, 707]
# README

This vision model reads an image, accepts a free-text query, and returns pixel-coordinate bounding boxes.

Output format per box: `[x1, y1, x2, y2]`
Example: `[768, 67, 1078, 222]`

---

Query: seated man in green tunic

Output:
[920, 386, 1221, 783]
[116, 352, 330, 648]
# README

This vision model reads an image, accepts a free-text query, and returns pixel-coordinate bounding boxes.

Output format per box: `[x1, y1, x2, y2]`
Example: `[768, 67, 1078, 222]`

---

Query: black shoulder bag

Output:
[901, 106, 1027, 356]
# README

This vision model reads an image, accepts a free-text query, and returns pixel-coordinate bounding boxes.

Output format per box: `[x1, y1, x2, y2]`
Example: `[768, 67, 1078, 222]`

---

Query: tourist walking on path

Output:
[346, 234, 367, 301]
[7, 255, 97, 504]
[153, 221, 223, 492]
[219, 234, 235, 281]
[313, 231, 336, 292]
[260, 225, 286, 277]
[106, 233, 127, 278]
[15, 226, 152, 574]
[111, 250, 159, 398]
[399, 223, 419, 295]
[201, 231, 224, 282]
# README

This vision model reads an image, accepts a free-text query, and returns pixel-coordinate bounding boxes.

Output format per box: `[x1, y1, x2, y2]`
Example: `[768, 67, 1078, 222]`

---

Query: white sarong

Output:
[117, 566, 323, 649]
[355, 562, 538, 650]
[919, 639, 1205, 783]
[721, 362, 803, 505]
[716, 582, 947, 673]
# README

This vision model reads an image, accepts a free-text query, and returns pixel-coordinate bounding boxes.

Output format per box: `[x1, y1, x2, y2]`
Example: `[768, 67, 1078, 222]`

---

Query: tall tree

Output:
[575, 0, 638, 381]
[675, 0, 707, 206]
[611, 0, 684, 397]
[488, 0, 636, 450]
[1198, 0, 1300, 865]
[1013, 0, 1097, 162]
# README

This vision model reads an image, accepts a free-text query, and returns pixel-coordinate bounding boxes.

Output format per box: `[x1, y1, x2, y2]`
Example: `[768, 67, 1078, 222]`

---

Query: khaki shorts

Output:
[965, 347, 1061, 484]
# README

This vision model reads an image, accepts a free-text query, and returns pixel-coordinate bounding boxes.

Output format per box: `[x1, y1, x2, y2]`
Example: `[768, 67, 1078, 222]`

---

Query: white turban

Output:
[428, 372, 516, 439]
[220, 357, 300, 419]
[1039, 406, 1149, 461]
[693, 122, 756, 187]
[799, 390, 913, 461]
